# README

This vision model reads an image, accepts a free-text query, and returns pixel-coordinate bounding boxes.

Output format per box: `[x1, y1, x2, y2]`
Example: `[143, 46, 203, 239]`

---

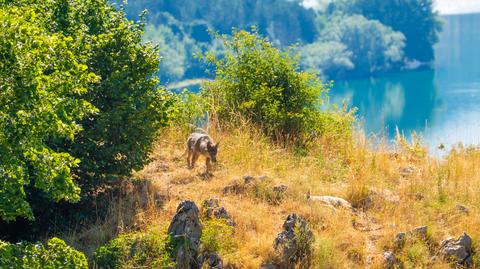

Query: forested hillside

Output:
[115, 0, 442, 82]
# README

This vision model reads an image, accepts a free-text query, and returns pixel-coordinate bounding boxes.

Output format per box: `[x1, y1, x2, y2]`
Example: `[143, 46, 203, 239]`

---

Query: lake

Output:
[331, 13, 480, 153]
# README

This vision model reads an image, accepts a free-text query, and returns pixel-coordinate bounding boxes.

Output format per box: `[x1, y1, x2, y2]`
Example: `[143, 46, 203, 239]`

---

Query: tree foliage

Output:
[0, 0, 176, 221]
[350, 0, 442, 62]
[203, 30, 353, 144]
[117, 0, 441, 81]
[320, 15, 406, 77]
[0, 237, 88, 269]
[0, 6, 97, 221]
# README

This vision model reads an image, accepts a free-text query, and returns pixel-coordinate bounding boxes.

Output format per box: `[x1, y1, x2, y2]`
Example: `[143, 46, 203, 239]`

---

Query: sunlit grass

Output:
[66, 125, 480, 268]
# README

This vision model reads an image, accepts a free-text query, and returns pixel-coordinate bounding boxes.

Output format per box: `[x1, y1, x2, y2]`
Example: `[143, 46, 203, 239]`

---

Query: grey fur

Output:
[186, 132, 219, 173]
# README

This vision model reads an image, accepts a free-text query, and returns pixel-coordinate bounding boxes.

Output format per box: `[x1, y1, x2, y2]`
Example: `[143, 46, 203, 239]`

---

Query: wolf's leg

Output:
[187, 148, 192, 168]
[206, 157, 212, 174]
[191, 152, 199, 168]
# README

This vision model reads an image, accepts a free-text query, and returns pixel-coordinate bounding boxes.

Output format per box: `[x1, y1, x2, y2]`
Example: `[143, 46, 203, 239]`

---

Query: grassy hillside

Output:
[65, 124, 480, 268]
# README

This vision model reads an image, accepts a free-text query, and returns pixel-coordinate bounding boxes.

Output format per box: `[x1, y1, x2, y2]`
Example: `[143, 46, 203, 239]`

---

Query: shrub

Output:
[170, 90, 209, 131]
[0, 237, 87, 269]
[200, 219, 235, 255]
[203, 30, 353, 145]
[93, 228, 174, 269]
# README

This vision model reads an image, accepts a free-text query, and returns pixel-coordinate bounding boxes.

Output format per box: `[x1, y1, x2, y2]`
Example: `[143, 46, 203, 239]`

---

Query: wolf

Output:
[185, 132, 219, 174]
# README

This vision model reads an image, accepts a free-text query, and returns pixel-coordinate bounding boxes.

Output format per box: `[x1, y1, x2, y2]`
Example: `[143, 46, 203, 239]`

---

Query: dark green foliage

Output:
[320, 15, 406, 77]
[117, 0, 441, 81]
[204, 30, 327, 143]
[200, 219, 235, 255]
[0, 5, 97, 221]
[203, 30, 354, 144]
[350, 0, 442, 62]
[0, 237, 88, 269]
[93, 229, 174, 269]
[2, 0, 176, 193]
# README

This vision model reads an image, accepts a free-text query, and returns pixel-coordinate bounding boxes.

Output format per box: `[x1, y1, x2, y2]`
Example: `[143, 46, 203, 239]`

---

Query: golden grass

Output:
[69, 125, 480, 268]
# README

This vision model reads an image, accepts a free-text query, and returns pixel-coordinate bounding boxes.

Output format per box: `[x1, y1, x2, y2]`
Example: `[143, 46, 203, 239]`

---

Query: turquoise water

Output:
[331, 13, 480, 152]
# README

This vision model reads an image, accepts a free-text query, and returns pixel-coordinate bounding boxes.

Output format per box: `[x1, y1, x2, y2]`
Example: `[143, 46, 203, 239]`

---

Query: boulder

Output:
[168, 200, 203, 269]
[309, 195, 353, 211]
[439, 233, 473, 266]
[243, 175, 267, 184]
[274, 214, 314, 268]
[223, 180, 243, 195]
[202, 198, 235, 226]
[412, 226, 427, 238]
[273, 184, 288, 194]
[455, 204, 469, 214]
[199, 252, 223, 269]
[394, 232, 406, 249]
[383, 251, 397, 269]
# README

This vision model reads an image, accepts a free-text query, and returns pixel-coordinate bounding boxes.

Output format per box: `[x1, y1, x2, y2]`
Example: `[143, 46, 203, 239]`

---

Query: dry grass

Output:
[68, 125, 480, 268]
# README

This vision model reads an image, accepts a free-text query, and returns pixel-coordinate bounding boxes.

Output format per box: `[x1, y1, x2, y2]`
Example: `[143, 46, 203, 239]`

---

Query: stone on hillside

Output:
[168, 200, 202, 269]
[412, 226, 427, 238]
[309, 195, 353, 211]
[202, 198, 235, 226]
[455, 204, 469, 214]
[273, 184, 288, 194]
[199, 252, 223, 269]
[274, 214, 314, 268]
[439, 233, 473, 266]
[394, 232, 407, 249]
[383, 251, 397, 269]
[223, 180, 243, 195]
[243, 175, 268, 184]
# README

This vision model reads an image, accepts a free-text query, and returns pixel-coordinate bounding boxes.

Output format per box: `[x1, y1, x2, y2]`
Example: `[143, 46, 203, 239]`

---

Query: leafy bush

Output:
[200, 219, 235, 255]
[0, 237, 87, 269]
[170, 90, 209, 131]
[93, 228, 174, 269]
[203, 30, 352, 145]
[1, 0, 177, 195]
[0, 5, 98, 221]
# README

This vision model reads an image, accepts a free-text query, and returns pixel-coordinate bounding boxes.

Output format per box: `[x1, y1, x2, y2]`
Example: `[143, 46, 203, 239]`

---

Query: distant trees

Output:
[301, 41, 354, 78]
[117, 0, 441, 81]
[351, 0, 442, 62]
[317, 15, 406, 77]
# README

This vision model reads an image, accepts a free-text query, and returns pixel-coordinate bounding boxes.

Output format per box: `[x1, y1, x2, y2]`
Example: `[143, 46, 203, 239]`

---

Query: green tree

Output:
[203, 30, 337, 144]
[300, 41, 354, 79]
[320, 15, 406, 77]
[0, 0, 176, 221]
[351, 0, 442, 62]
[3, 0, 175, 190]
[0, 6, 98, 221]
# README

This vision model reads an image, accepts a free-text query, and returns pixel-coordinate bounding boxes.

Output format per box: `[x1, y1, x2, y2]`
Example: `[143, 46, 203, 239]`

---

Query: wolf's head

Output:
[207, 142, 219, 162]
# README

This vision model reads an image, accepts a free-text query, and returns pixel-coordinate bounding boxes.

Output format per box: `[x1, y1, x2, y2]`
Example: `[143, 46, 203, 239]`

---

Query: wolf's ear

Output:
[215, 142, 220, 148]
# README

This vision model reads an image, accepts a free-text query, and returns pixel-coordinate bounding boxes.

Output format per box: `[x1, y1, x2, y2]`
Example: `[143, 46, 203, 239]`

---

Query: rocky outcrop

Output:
[198, 252, 223, 269]
[274, 214, 314, 268]
[309, 195, 353, 211]
[412, 226, 428, 239]
[168, 200, 203, 269]
[394, 232, 406, 249]
[383, 251, 398, 269]
[439, 233, 473, 266]
[202, 198, 235, 226]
